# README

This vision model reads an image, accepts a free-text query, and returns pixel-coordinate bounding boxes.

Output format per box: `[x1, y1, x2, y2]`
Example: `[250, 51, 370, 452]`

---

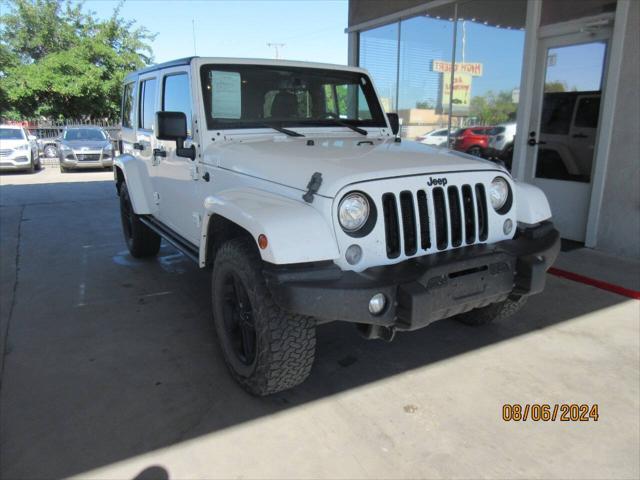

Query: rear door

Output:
[135, 73, 159, 194]
[568, 94, 600, 178]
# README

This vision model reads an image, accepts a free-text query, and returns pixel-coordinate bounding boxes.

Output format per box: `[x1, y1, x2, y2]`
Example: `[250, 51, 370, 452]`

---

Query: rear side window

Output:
[163, 73, 192, 135]
[122, 83, 135, 128]
[138, 78, 157, 130]
[574, 97, 600, 128]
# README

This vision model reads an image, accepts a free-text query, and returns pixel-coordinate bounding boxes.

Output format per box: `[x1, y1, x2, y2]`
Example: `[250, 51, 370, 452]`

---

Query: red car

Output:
[451, 126, 493, 157]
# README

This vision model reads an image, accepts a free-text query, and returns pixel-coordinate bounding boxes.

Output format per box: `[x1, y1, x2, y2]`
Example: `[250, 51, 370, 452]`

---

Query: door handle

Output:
[133, 142, 144, 150]
[527, 138, 547, 146]
[153, 148, 167, 157]
[572, 133, 588, 138]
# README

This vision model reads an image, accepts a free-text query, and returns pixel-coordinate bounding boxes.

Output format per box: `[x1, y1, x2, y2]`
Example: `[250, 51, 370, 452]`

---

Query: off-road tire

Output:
[118, 182, 161, 258]
[212, 238, 316, 395]
[456, 296, 527, 326]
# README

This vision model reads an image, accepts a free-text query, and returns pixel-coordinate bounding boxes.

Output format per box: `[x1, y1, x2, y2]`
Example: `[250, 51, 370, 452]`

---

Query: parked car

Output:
[536, 91, 601, 182]
[0, 124, 42, 172]
[451, 126, 493, 156]
[58, 126, 115, 172]
[415, 128, 450, 146]
[487, 122, 517, 169]
[115, 57, 559, 395]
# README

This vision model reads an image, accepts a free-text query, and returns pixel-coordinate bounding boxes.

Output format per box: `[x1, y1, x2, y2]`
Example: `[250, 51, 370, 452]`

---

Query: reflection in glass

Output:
[536, 42, 607, 182]
[359, 23, 399, 113]
[397, 15, 454, 141]
[454, 0, 526, 167]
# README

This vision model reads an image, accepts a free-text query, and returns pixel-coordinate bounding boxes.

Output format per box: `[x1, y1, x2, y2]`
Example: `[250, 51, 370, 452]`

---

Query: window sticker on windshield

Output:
[210, 71, 241, 119]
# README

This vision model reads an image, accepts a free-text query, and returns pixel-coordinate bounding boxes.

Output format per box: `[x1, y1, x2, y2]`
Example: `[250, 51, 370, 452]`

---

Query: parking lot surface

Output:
[1, 168, 639, 479]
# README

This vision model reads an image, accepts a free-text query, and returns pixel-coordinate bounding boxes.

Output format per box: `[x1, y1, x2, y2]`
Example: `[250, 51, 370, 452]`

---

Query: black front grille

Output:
[76, 154, 101, 162]
[381, 183, 489, 258]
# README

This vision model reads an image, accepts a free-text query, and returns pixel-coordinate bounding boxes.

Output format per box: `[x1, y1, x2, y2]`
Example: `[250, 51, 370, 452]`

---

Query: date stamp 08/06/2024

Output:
[502, 404, 599, 422]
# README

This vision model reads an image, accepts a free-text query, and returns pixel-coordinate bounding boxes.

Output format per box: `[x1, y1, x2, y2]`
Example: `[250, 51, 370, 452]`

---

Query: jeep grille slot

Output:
[433, 187, 448, 250]
[399, 191, 417, 256]
[475, 184, 488, 241]
[416, 190, 430, 250]
[462, 185, 476, 244]
[447, 186, 463, 247]
[382, 193, 401, 258]
[379, 182, 489, 259]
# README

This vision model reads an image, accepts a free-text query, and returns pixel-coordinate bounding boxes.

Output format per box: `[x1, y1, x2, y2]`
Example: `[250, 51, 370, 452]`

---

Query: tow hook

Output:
[356, 324, 396, 342]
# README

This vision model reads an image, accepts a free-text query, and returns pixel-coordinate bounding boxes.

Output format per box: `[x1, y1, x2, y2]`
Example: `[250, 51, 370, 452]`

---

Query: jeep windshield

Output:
[199, 64, 387, 131]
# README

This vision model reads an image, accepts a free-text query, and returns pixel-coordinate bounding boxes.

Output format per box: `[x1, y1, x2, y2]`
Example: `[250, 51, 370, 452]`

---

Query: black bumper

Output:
[264, 222, 560, 331]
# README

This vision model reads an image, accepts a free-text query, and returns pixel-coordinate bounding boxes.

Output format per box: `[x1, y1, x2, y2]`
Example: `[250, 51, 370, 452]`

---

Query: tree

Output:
[469, 90, 517, 125]
[0, 0, 155, 120]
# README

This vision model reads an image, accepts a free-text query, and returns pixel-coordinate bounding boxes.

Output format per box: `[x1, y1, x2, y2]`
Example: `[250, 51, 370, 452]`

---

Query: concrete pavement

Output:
[1, 167, 639, 479]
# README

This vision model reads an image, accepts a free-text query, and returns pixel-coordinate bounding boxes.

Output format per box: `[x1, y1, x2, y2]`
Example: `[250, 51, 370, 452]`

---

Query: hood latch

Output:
[302, 172, 323, 204]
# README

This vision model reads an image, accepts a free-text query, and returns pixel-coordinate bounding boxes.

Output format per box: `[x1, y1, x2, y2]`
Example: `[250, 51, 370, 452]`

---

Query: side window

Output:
[138, 78, 157, 130]
[574, 97, 600, 129]
[122, 82, 135, 128]
[163, 73, 192, 135]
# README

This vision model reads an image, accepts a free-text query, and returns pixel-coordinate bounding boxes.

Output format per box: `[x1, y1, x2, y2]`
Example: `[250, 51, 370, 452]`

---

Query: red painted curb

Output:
[548, 267, 640, 300]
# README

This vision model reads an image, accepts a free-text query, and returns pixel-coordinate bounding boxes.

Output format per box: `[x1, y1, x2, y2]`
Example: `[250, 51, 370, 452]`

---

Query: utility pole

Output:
[266, 42, 285, 59]
[192, 18, 197, 56]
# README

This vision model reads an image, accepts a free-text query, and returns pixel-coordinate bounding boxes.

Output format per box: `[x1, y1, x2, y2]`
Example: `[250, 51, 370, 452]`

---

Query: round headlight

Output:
[489, 176, 510, 211]
[338, 193, 370, 232]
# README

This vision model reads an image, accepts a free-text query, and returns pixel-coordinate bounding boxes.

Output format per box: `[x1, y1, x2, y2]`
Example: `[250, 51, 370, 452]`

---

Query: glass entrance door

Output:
[526, 32, 610, 242]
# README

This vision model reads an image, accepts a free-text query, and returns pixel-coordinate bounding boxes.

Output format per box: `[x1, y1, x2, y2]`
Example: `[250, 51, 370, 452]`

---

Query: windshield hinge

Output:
[302, 172, 323, 204]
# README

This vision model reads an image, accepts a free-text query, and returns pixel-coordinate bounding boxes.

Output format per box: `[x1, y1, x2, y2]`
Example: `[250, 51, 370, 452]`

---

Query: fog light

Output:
[368, 293, 386, 315]
[503, 218, 513, 235]
[345, 244, 362, 265]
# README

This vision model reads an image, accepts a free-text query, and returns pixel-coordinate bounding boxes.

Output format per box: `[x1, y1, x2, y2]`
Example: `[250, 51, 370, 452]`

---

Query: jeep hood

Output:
[214, 136, 503, 197]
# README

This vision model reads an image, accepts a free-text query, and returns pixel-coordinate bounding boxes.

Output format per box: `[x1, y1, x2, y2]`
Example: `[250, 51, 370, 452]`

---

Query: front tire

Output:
[212, 238, 316, 395]
[456, 297, 527, 326]
[118, 182, 161, 258]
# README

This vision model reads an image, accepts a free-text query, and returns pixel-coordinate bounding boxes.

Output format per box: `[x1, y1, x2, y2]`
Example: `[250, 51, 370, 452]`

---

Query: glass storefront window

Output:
[453, 0, 525, 166]
[357, 0, 528, 167]
[397, 15, 454, 142]
[359, 22, 399, 112]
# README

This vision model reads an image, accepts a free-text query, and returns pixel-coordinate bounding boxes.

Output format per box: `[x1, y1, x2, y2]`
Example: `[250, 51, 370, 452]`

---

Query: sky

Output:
[80, 0, 349, 65]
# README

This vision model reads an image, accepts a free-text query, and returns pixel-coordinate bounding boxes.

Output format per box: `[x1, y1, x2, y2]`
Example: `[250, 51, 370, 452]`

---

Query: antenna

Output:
[192, 18, 197, 55]
[266, 42, 285, 59]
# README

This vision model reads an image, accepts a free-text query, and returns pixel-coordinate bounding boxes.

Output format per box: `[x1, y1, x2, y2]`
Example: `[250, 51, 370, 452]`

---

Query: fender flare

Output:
[199, 188, 340, 266]
[513, 182, 552, 225]
[114, 154, 155, 214]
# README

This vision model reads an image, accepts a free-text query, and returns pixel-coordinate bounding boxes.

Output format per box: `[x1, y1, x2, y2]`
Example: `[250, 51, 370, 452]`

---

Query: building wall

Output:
[595, 0, 640, 259]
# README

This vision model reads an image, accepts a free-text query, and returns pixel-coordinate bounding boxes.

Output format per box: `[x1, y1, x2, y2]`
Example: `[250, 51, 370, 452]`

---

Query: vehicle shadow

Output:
[0, 180, 631, 478]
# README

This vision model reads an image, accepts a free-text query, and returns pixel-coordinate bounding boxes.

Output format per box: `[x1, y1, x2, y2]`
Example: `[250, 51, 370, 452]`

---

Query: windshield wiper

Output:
[325, 113, 368, 136]
[258, 123, 305, 137]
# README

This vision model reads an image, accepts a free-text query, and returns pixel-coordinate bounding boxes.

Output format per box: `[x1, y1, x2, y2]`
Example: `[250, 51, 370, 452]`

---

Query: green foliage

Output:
[469, 90, 517, 125]
[0, 0, 155, 120]
[544, 81, 567, 93]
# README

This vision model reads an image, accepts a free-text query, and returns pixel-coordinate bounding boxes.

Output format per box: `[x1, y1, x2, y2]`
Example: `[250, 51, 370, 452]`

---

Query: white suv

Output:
[115, 57, 560, 395]
[0, 125, 41, 172]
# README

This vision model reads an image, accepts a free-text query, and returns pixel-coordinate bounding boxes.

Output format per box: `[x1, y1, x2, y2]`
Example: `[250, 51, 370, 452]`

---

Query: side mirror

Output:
[28, 135, 37, 141]
[155, 111, 195, 160]
[387, 113, 400, 136]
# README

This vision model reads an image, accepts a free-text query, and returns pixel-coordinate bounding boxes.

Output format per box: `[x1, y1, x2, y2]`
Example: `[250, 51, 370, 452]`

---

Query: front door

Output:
[525, 30, 610, 242]
[153, 67, 202, 245]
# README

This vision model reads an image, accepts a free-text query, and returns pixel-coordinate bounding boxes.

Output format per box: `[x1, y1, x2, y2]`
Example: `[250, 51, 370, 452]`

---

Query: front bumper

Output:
[60, 151, 113, 169]
[0, 152, 32, 170]
[264, 222, 560, 330]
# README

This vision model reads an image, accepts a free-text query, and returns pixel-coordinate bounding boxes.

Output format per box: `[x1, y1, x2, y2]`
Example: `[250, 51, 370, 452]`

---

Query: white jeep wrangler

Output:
[115, 57, 560, 395]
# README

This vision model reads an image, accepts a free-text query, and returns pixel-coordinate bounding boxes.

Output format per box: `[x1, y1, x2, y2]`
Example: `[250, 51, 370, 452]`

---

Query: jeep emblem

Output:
[427, 177, 448, 187]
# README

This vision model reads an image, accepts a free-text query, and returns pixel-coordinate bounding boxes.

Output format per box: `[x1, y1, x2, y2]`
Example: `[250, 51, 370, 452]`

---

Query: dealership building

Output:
[346, 0, 639, 259]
